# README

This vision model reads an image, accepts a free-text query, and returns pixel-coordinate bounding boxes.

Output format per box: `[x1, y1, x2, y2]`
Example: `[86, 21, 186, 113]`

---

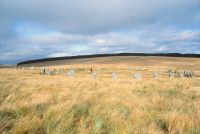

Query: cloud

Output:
[0, 0, 199, 34]
[154, 47, 167, 52]
[0, 0, 199, 64]
[48, 52, 72, 58]
[1, 28, 199, 63]
[172, 31, 200, 41]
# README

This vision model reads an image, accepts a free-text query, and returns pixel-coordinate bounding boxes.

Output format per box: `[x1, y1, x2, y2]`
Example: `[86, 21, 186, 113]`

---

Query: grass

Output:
[0, 58, 200, 134]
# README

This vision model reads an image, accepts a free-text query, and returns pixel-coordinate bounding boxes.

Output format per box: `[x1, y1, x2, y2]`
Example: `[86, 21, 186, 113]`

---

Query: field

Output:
[1, 56, 200, 134]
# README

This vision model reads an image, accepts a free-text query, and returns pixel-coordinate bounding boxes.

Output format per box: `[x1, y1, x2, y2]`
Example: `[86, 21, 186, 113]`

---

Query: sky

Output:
[0, 0, 200, 64]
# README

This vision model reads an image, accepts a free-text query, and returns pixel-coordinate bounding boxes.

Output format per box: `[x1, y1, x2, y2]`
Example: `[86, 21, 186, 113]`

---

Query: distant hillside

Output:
[0, 65, 14, 68]
[17, 53, 200, 66]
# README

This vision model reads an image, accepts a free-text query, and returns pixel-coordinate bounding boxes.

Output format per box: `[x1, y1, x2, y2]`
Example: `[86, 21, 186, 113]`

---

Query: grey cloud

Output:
[0, 0, 199, 64]
[1, 28, 199, 64]
[0, 0, 199, 34]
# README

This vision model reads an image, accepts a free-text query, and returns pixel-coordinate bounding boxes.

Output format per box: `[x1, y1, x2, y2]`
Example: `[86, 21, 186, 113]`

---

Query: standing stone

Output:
[61, 69, 65, 74]
[48, 70, 56, 76]
[58, 69, 64, 74]
[70, 69, 74, 75]
[30, 66, 34, 70]
[40, 68, 44, 75]
[40, 67, 49, 75]
[134, 74, 142, 79]
[174, 71, 180, 78]
[56, 69, 60, 74]
[179, 72, 184, 78]
[45, 68, 49, 75]
[40, 67, 45, 75]
[47, 70, 51, 76]
[153, 72, 159, 79]
[112, 73, 117, 79]
[91, 72, 97, 78]
[167, 69, 174, 78]
[67, 69, 75, 77]
[53, 69, 58, 75]
[168, 72, 174, 78]
[183, 70, 193, 78]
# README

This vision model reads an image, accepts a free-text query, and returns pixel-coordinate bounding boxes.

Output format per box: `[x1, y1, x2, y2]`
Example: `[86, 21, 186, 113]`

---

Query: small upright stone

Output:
[59, 69, 65, 74]
[183, 70, 193, 78]
[40, 67, 45, 75]
[168, 72, 174, 78]
[53, 70, 57, 75]
[134, 74, 142, 79]
[153, 72, 159, 79]
[30, 66, 34, 70]
[179, 72, 184, 78]
[47, 70, 51, 76]
[70, 69, 74, 75]
[167, 69, 173, 78]
[112, 73, 117, 79]
[91, 72, 97, 78]
[40, 67, 49, 75]
[48, 70, 56, 76]
[67, 69, 75, 77]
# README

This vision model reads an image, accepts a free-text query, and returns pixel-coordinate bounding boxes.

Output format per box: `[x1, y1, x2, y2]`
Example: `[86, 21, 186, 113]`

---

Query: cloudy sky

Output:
[0, 0, 200, 64]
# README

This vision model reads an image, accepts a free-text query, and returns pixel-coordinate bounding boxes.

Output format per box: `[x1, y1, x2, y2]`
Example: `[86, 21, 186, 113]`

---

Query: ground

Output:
[0, 56, 200, 134]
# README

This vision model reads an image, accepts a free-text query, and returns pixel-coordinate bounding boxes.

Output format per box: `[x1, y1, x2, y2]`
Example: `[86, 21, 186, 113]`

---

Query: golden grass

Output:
[1, 58, 200, 134]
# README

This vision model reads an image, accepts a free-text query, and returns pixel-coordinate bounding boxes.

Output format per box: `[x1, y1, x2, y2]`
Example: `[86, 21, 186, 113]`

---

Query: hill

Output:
[17, 53, 200, 67]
